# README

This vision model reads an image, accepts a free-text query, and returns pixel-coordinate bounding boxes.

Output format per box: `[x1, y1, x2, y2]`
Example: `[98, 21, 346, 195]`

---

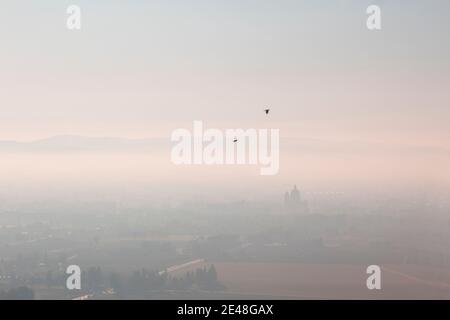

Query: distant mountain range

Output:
[0, 135, 166, 153]
[0, 135, 447, 156]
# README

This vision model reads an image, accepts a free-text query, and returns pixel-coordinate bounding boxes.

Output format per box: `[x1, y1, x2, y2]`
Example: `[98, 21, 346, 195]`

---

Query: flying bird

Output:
[264, 108, 270, 115]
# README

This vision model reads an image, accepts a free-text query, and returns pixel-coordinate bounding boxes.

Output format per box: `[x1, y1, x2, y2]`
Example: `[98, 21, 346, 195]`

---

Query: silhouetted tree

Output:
[108, 272, 125, 297]
[0, 286, 35, 300]
[86, 266, 103, 291]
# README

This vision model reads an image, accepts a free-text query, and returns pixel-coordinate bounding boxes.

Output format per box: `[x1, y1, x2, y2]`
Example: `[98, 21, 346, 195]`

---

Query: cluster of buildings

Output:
[284, 185, 309, 214]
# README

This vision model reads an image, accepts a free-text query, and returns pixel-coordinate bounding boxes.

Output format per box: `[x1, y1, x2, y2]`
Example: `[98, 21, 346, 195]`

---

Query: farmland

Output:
[175, 262, 450, 299]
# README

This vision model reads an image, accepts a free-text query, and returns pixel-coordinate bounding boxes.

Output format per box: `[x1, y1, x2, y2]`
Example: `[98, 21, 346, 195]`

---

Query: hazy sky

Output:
[1, 1, 449, 140]
[0, 1, 449, 199]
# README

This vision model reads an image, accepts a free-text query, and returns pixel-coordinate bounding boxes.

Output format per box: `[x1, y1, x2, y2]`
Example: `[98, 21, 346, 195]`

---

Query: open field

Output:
[177, 262, 450, 299]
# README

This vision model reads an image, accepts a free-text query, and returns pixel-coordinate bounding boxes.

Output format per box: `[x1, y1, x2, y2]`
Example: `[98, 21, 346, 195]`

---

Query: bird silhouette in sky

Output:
[264, 108, 270, 115]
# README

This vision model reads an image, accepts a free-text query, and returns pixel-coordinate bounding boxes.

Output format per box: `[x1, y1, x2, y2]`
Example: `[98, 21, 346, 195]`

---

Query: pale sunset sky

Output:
[0, 1, 449, 199]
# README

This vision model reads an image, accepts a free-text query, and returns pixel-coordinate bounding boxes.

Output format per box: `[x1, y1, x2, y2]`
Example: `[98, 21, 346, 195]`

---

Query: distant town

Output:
[1, 186, 449, 299]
